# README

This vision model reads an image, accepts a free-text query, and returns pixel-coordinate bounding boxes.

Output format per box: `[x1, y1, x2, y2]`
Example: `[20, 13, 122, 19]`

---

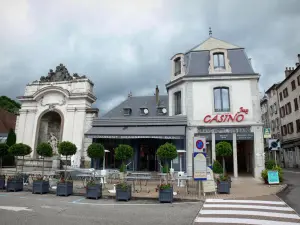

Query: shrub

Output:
[115, 144, 134, 172]
[8, 143, 32, 173]
[261, 169, 268, 182]
[216, 141, 232, 174]
[212, 160, 223, 174]
[36, 143, 53, 177]
[6, 129, 16, 147]
[261, 166, 283, 183]
[156, 142, 177, 172]
[87, 143, 104, 175]
[0, 143, 9, 174]
[265, 160, 276, 170]
[58, 141, 77, 178]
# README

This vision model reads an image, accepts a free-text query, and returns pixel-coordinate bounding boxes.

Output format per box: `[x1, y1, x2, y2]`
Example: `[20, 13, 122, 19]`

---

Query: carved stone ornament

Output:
[40, 96, 66, 110]
[39, 63, 87, 82]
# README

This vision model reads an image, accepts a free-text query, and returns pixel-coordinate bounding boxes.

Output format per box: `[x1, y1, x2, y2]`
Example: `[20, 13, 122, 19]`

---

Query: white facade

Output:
[16, 78, 97, 167]
[167, 37, 264, 178]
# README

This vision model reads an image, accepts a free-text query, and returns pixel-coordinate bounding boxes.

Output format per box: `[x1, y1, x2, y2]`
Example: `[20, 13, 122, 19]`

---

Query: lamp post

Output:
[177, 150, 186, 187]
[101, 149, 110, 184]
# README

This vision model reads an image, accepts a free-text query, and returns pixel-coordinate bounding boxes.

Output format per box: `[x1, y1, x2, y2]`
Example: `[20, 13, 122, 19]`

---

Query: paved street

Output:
[277, 169, 300, 214]
[193, 195, 300, 224]
[0, 192, 201, 225]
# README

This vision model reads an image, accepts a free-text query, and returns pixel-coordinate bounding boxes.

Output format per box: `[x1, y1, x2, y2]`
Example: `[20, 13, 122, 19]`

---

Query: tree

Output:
[156, 142, 177, 173]
[8, 143, 32, 173]
[6, 129, 16, 147]
[115, 144, 134, 172]
[36, 143, 53, 177]
[0, 96, 21, 113]
[87, 143, 104, 177]
[58, 141, 77, 178]
[0, 143, 9, 174]
[215, 141, 233, 174]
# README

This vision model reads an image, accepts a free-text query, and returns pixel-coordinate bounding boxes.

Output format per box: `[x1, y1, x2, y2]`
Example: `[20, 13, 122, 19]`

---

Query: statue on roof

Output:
[39, 63, 87, 82]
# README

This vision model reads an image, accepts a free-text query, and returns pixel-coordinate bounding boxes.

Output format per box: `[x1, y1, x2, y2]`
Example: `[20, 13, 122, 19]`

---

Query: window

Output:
[270, 105, 273, 115]
[274, 103, 277, 114]
[174, 91, 181, 115]
[174, 57, 181, 76]
[296, 119, 300, 133]
[214, 87, 230, 112]
[279, 92, 283, 101]
[280, 106, 285, 118]
[288, 122, 294, 134]
[298, 75, 300, 86]
[213, 53, 225, 69]
[276, 118, 279, 129]
[285, 102, 292, 115]
[294, 98, 299, 111]
[281, 125, 287, 136]
[272, 120, 275, 131]
[283, 88, 289, 98]
[292, 80, 296, 90]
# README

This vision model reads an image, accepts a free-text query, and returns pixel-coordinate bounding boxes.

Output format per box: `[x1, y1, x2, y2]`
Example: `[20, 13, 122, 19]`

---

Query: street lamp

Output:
[177, 150, 186, 187]
[100, 149, 110, 184]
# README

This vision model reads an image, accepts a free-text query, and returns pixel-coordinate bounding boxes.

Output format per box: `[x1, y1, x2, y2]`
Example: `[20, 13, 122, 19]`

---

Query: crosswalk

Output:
[194, 198, 300, 224]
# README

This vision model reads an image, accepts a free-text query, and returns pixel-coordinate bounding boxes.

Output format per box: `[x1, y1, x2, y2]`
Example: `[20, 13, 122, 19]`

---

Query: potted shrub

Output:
[7, 143, 31, 192]
[261, 164, 283, 184]
[216, 174, 230, 194]
[86, 143, 104, 199]
[0, 143, 9, 189]
[156, 142, 177, 176]
[116, 182, 131, 201]
[212, 160, 223, 180]
[115, 144, 134, 180]
[57, 141, 77, 196]
[158, 183, 173, 203]
[261, 169, 268, 184]
[32, 143, 53, 194]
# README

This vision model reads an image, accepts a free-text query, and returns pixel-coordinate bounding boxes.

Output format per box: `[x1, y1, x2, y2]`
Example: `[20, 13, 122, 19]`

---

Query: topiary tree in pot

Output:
[115, 144, 134, 179]
[32, 143, 53, 194]
[0, 143, 9, 189]
[212, 160, 223, 179]
[7, 143, 32, 192]
[156, 142, 177, 203]
[85, 143, 105, 200]
[57, 141, 77, 197]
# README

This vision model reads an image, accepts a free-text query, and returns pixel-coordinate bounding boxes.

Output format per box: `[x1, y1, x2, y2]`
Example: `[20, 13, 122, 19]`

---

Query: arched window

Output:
[213, 52, 225, 69]
[174, 57, 181, 76]
[214, 87, 230, 112]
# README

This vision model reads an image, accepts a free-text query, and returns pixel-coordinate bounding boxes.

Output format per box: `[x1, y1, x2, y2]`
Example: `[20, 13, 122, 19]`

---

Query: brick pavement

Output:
[193, 195, 300, 224]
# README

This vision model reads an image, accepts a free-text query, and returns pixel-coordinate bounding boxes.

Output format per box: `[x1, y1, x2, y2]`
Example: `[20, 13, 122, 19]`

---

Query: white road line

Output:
[203, 203, 293, 211]
[194, 217, 300, 225]
[200, 209, 300, 219]
[205, 199, 286, 205]
[0, 206, 33, 212]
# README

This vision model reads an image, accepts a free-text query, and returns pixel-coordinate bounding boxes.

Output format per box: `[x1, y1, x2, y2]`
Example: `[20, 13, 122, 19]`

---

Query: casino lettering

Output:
[203, 107, 249, 123]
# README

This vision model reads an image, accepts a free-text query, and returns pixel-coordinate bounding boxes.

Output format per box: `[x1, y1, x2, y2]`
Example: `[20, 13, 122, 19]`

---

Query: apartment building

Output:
[276, 55, 300, 168]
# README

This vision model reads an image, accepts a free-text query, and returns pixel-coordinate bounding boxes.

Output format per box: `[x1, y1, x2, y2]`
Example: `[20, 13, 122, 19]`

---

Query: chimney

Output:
[298, 54, 300, 63]
[285, 67, 294, 78]
[155, 85, 159, 105]
[296, 62, 299, 67]
[128, 91, 132, 98]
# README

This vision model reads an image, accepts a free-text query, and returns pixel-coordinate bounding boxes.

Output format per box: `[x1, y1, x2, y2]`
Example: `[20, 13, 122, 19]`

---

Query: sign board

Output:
[268, 139, 281, 151]
[201, 180, 216, 195]
[215, 133, 233, 141]
[236, 133, 254, 140]
[194, 133, 212, 141]
[193, 152, 207, 181]
[268, 170, 279, 184]
[263, 128, 271, 139]
[206, 166, 214, 180]
[193, 136, 206, 153]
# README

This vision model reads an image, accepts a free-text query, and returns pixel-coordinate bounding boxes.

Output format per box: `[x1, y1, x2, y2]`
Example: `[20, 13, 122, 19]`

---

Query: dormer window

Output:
[123, 107, 132, 116]
[174, 57, 181, 76]
[140, 107, 149, 116]
[213, 52, 225, 69]
[157, 107, 167, 115]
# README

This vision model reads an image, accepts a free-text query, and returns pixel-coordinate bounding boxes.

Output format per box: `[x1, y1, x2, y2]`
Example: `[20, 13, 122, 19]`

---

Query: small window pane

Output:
[219, 54, 225, 67]
[221, 88, 229, 110]
[214, 89, 222, 110]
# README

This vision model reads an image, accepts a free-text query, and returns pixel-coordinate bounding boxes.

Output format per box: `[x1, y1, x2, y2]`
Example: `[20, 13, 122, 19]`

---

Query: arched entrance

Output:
[36, 111, 63, 157]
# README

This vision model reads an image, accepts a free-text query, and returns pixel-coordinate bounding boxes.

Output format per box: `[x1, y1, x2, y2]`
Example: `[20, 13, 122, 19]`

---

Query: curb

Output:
[276, 183, 288, 195]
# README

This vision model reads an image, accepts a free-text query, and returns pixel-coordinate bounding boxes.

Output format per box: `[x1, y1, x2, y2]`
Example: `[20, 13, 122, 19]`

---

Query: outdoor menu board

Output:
[201, 166, 216, 196]
[268, 170, 279, 184]
[193, 152, 207, 181]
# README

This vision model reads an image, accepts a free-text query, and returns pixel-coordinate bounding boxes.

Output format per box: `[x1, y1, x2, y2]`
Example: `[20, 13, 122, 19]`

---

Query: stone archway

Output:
[36, 111, 63, 157]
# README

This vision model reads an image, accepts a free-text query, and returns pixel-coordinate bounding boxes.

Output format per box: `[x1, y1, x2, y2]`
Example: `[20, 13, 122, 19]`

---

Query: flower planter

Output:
[116, 185, 131, 201]
[57, 182, 73, 196]
[159, 187, 173, 203]
[6, 179, 23, 192]
[86, 184, 102, 200]
[32, 180, 49, 194]
[217, 181, 230, 194]
[0, 177, 5, 190]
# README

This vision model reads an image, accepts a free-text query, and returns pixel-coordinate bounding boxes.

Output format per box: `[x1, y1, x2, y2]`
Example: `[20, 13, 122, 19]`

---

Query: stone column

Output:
[212, 133, 216, 161]
[233, 133, 238, 178]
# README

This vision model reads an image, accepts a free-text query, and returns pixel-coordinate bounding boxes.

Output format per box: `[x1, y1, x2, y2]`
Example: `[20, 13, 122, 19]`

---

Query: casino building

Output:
[85, 35, 264, 179]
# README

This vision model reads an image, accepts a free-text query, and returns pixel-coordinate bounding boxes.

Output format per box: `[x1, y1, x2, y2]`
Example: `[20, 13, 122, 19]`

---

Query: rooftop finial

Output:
[209, 27, 212, 37]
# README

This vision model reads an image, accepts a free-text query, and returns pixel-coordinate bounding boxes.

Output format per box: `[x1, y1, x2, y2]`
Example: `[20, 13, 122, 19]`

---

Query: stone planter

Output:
[0, 177, 5, 189]
[159, 187, 173, 203]
[57, 182, 73, 196]
[217, 181, 230, 194]
[6, 179, 23, 192]
[116, 185, 131, 201]
[32, 180, 49, 194]
[86, 184, 102, 200]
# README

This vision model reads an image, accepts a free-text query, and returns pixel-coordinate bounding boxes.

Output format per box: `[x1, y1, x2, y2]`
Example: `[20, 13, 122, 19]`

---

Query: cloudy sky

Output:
[0, 0, 299, 114]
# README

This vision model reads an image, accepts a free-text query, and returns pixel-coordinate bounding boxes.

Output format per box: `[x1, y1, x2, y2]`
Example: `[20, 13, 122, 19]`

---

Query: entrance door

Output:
[138, 140, 157, 171]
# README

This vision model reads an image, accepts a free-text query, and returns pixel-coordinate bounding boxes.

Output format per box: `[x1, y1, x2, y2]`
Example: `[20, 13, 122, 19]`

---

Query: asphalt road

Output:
[277, 169, 300, 214]
[0, 192, 201, 225]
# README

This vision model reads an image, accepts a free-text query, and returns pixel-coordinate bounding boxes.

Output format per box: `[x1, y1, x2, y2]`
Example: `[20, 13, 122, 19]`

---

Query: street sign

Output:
[193, 152, 207, 181]
[263, 128, 271, 139]
[267, 170, 279, 184]
[268, 139, 281, 151]
[193, 136, 206, 153]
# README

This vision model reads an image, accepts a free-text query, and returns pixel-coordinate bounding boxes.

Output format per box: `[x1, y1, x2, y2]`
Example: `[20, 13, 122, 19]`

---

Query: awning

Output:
[85, 126, 186, 139]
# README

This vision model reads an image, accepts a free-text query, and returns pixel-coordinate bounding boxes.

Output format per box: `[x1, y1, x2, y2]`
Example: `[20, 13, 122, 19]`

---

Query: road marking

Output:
[194, 217, 300, 225]
[0, 206, 33, 212]
[200, 209, 300, 219]
[71, 198, 85, 203]
[205, 199, 286, 205]
[203, 203, 293, 211]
